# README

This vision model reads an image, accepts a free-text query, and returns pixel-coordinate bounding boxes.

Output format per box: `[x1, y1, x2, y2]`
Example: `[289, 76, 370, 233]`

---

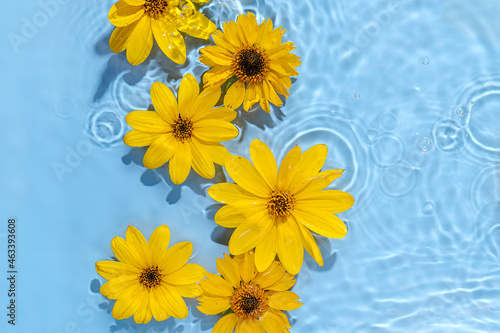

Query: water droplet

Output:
[422, 58, 429, 65]
[470, 100, 475, 105]
[421, 201, 435, 215]
[456, 107, 464, 117]
[418, 137, 432, 151]
[354, 91, 360, 98]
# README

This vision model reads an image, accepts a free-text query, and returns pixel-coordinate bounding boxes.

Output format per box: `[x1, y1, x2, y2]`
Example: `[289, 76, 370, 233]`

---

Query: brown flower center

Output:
[230, 283, 268, 319]
[139, 266, 162, 290]
[143, 0, 169, 20]
[172, 115, 193, 142]
[232, 45, 270, 83]
[267, 190, 295, 217]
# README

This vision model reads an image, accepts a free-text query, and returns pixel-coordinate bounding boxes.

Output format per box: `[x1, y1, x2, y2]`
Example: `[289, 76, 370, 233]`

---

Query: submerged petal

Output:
[152, 20, 186, 64]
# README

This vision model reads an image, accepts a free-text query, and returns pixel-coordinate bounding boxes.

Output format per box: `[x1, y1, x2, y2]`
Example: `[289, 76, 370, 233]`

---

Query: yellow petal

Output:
[277, 145, 302, 190]
[200, 272, 234, 297]
[236, 13, 257, 45]
[148, 225, 171, 264]
[151, 20, 186, 64]
[197, 295, 231, 315]
[260, 308, 290, 333]
[123, 129, 162, 147]
[242, 83, 260, 111]
[151, 81, 178, 124]
[109, 24, 136, 53]
[133, 294, 152, 324]
[270, 59, 298, 77]
[228, 210, 273, 255]
[254, 227, 277, 272]
[262, 79, 282, 107]
[178, 73, 199, 115]
[200, 141, 231, 166]
[266, 272, 296, 291]
[157, 285, 189, 319]
[143, 135, 178, 169]
[208, 183, 262, 205]
[249, 139, 278, 189]
[252, 261, 285, 289]
[174, 283, 203, 298]
[211, 29, 238, 53]
[126, 16, 153, 65]
[295, 190, 355, 213]
[99, 275, 138, 299]
[216, 253, 240, 288]
[125, 110, 170, 132]
[112, 284, 145, 320]
[195, 106, 237, 122]
[190, 139, 215, 179]
[296, 219, 323, 267]
[159, 241, 193, 275]
[190, 86, 222, 121]
[95, 260, 140, 280]
[214, 205, 247, 228]
[225, 155, 270, 197]
[126, 225, 151, 265]
[276, 218, 303, 275]
[178, 11, 216, 39]
[163, 263, 206, 285]
[193, 119, 239, 142]
[200, 45, 234, 66]
[289, 144, 328, 191]
[295, 169, 345, 195]
[212, 313, 239, 333]
[241, 252, 257, 285]
[224, 80, 245, 109]
[292, 209, 348, 238]
[124, 0, 144, 4]
[237, 318, 264, 333]
[169, 142, 192, 184]
[150, 292, 170, 322]
[268, 291, 302, 311]
[111, 236, 144, 269]
[108, 0, 144, 27]
[202, 66, 233, 87]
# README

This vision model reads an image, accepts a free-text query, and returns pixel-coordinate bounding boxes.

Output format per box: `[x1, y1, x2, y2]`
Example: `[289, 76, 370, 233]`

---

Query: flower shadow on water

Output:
[233, 98, 287, 139]
[122, 148, 227, 205]
[190, 302, 220, 332]
[109, 316, 184, 333]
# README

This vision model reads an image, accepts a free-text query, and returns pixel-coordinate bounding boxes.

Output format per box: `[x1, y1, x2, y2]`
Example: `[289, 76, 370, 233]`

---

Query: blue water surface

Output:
[1, 0, 500, 332]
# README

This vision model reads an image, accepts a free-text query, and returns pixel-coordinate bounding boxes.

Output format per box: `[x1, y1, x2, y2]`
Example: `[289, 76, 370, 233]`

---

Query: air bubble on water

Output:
[456, 107, 464, 117]
[418, 137, 432, 151]
[354, 91, 360, 98]
[421, 201, 435, 215]
[422, 58, 430, 65]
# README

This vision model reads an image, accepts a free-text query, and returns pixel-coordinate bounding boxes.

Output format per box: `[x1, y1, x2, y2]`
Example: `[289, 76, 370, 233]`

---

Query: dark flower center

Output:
[232, 45, 270, 83]
[172, 116, 193, 142]
[267, 190, 295, 217]
[230, 283, 268, 319]
[143, 0, 169, 20]
[139, 266, 162, 290]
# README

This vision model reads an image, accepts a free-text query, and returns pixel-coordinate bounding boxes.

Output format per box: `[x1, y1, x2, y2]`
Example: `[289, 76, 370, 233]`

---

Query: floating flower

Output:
[95, 225, 206, 324]
[208, 139, 354, 275]
[199, 12, 301, 113]
[197, 251, 302, 333]
[108, 0, 216, 65]
[124, 73, 239, 184]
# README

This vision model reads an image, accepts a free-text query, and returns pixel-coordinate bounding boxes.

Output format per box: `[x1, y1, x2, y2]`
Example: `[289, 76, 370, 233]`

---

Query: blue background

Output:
[1, 0, 500, 332]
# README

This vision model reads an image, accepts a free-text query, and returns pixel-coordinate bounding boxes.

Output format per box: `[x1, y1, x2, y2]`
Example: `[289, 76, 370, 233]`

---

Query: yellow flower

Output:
[208, 139, 355, 275]
[95, 225, 206, 324]
[124, 73, 239, 184]
[199, 12, 301, 113]
[108, 0, 216, 65]
[197, 251, 302, 333]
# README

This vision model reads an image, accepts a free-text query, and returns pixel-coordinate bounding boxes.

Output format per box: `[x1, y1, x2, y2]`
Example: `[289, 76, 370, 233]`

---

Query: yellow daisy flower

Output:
[123, 73, 239, 184]
[108, 0, 216, 65]
[208, 139, 355, 275]
[95, 225, 206, 324]
[199, 12, 301, 113]
[197, 251, 302, 333]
